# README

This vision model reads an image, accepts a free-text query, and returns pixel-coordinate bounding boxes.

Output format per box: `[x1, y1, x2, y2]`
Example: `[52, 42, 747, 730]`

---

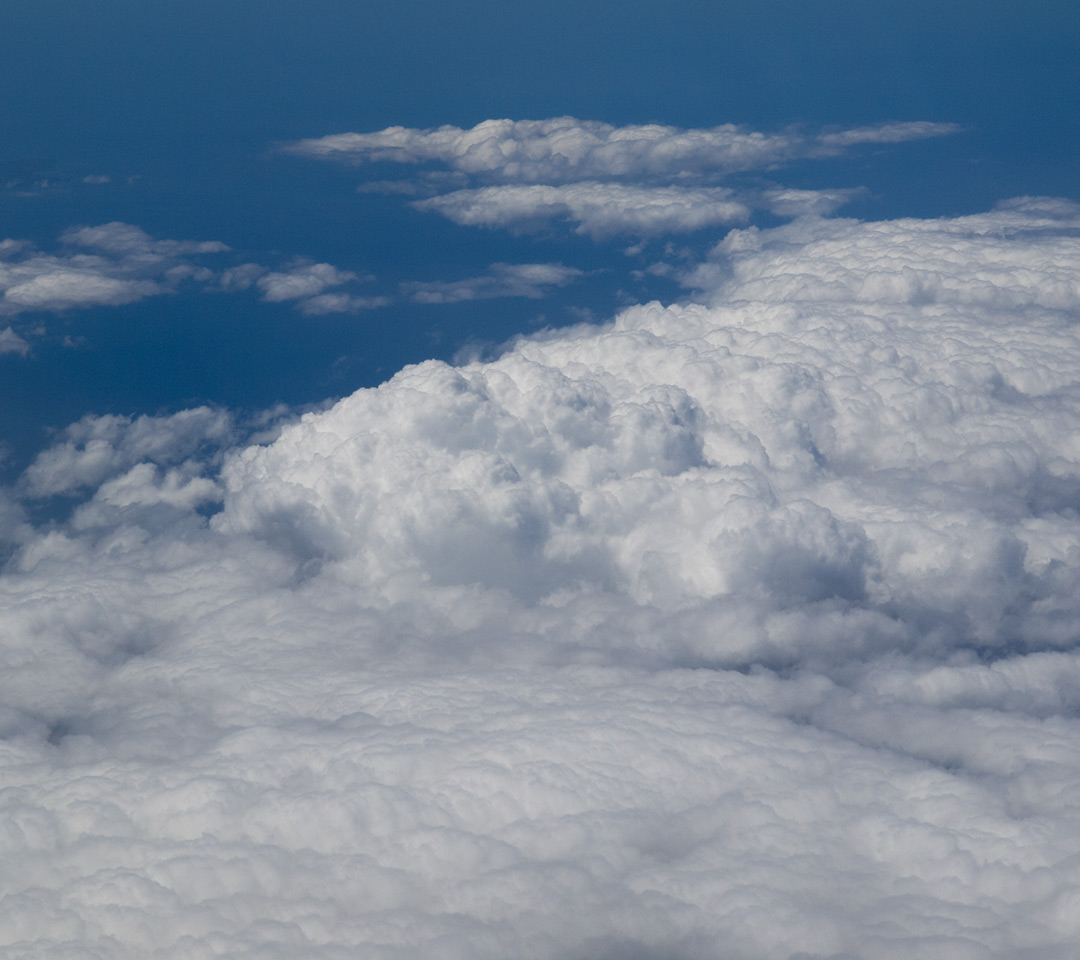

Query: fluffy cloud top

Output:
[286, 116, 958, 182]
[3, 198, 1080, 958]
[285, 117, 957, 238]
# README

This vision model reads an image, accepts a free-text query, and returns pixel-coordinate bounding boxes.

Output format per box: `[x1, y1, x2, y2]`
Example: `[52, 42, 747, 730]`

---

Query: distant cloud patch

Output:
[0, 226, 391, 350]
[415, 183, 751, 237]
[405, 262, 584, 303]
[286, 116, 959, 237]
[0, 224, 228, 323]
[255, 260, 363, 303]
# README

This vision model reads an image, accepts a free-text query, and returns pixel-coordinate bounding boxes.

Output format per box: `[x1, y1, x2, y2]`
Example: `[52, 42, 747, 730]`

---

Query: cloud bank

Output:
[3, 197, 1080, 958]
[286, 117, 959, 237]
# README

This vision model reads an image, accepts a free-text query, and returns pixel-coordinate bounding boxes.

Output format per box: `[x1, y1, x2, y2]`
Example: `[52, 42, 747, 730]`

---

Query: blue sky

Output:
[2, 0, 1077, 480]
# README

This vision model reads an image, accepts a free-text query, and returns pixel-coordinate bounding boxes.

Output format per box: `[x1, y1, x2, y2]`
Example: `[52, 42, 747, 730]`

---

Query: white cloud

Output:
[3, 199, 1080, 958]
[415, 183, 751, 237]
[63, 222, 229, 258]
[0, 327, 29, 355]
[0, 223, 229, 320]
[21, 407, 234, 498]
[405, 262, 584, 303]
[255, 260, 360, 303]
[0, 227, 383, 337]
[218, 261, 268, 291]
[298, 291, 392, 315]
[286, 117, 957, 238]
[685, 196, 1080, 312]
[286, 116, 958, 183]
[760, 186, 866, 218]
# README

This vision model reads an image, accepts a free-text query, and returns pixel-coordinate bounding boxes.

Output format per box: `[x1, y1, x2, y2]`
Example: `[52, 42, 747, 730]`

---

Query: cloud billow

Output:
[3, 198, 1080, 957]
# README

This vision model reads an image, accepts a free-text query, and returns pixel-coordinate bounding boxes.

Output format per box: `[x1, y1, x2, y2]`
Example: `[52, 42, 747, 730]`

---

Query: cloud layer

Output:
[3, 197, 1080, 958]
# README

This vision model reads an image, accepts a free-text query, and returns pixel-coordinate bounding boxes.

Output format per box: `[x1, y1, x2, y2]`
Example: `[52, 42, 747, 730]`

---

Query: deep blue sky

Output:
[1, 0, 1077, 475]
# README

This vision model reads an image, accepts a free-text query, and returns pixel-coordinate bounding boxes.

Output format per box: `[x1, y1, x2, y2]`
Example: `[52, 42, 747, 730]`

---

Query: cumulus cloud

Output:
[3, 198, 1080, 958]
[21, 407, 234, 498]
[405, 262, 584, 303]
[685, 195, 1080, 311]
[220, 259, 389, 314]
[0, 223, 228, 319]
[286, 116, 958, 182]
[286, 117, 954, 239]
[63, 221, 229, 259]
[255, 260, 361, 303]
[0, 227, 387, 341]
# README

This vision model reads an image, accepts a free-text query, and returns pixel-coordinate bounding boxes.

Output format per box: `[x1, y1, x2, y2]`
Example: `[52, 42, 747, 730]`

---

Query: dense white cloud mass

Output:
[4, 198, 1080, 958]
[286, 117, 957, 238]
[286, 117, 958, 182]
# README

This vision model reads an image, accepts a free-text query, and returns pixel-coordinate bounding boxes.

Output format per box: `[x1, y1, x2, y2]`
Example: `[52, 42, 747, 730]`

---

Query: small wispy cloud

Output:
[405, 262, 584, 303]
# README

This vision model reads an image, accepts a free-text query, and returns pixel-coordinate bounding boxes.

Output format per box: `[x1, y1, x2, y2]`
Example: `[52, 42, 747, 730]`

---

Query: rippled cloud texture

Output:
[4, 197, 1080, 958]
